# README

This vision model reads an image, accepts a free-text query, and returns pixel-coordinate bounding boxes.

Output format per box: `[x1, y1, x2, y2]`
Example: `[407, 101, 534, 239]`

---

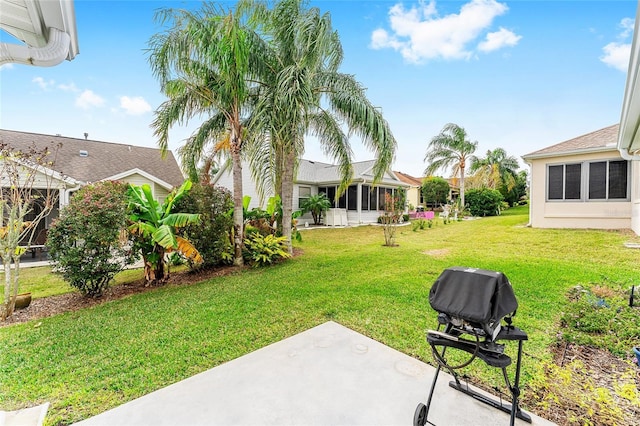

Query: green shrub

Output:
[243, 233, 291, 267]
[173, 183, 234, 269]
[465, 188, 504, 216]
[47, 181, 136, 297]
[422, 176, 450, 208]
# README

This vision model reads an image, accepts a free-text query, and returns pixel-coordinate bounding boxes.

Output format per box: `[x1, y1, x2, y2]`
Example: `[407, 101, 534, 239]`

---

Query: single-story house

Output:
[394, 171, 424, 210]
[214, 159, 410, 225]
[522, 124, 634, 230]
[0, 129, 184, 236]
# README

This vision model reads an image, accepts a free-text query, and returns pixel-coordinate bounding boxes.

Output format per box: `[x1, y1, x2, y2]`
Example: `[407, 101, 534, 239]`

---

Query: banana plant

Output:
[127, 180, 202, 285]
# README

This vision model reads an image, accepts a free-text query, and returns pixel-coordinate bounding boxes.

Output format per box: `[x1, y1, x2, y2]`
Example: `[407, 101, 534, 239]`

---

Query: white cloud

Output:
[0, 63, 14, 71]
[619, 17, 635, 39]
[601, 42, 631, 72]
[370, 0, 518, 63]
[32, 76, 55, 90]
[478, 27, 521, 52]
[119, 96, 152, 116]
[58, 82, 79, 92]
[600, 17, 634, 72]
[76, 90, 105, 109]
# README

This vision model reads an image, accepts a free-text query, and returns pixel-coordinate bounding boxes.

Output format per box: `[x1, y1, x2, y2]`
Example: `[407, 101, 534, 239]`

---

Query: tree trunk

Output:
[1, 254, 12, 320]
[274, 143, 284, 236]
[459, 165, 466, 212]
[143, 246, 168, 286]
[281, 148, 296, 254]
[230, 125, 244, 266]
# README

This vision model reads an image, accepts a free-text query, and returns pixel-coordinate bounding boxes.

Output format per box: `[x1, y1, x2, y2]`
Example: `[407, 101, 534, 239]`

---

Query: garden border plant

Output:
[47, 181, 137, 297]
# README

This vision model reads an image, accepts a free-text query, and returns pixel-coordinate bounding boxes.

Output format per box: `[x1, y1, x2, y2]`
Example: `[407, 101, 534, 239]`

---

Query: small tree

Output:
[422, 176, 450, 209]
[47, 181, 136, 297]
[1, 142, 59, 320]
[300, 193, 331, 225]
[127, 180, 203, 286]
[381, 189, 405, 247]
[172, 183, 234, 269]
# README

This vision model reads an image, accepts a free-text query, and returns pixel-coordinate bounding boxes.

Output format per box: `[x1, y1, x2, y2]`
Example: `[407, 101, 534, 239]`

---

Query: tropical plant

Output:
[172, 183, 234, 269]
[243, 233, 291, 267]
[0, 142, 59, 319]
[242, 0, 396, 254]
[465, 187, 504, 217]
[300, 193, 331, 225]
[424, 123, 478, 211]
[127, 180, 202, 285]
[421, 176, 450, 209]
[469, 148, 519, 192]
[47, 181, 136, 297]
[148, 2, 261, 266]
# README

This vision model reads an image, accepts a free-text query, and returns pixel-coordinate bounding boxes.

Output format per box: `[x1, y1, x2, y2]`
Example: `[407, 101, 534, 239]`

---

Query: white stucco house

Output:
[214, 159, 410, 225]
[617, 1, 640, 235]
[523, 1, 640, 235]
[522, 124, 633, 230]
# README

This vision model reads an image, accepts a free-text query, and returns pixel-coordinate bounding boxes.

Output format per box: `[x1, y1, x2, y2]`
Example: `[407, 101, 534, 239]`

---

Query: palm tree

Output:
[470, 148, 520, 192]
[243, 0, 397, 252]
[147, 3, 262, 266]
[424, 123, 478, 210]
[300, 193, 332, 225]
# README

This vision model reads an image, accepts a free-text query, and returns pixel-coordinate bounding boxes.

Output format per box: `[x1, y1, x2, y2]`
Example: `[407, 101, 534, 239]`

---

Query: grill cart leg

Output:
[414, 344, 448, 426]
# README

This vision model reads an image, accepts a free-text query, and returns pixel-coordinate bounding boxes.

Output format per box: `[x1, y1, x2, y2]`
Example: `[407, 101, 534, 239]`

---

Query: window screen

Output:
[347, 185, 357, 210]
[548, 165, 564, 200]
[588, 162, 606, 199]
[564, 164, 581, 200]
[361, 185, 370, 211]
[608, 160, 628, 199]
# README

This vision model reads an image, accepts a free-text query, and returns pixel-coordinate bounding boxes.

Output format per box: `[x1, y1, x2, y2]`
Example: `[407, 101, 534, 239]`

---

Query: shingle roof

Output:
[522, 124, 620, 160]
[393, 171, 423, 186]
[297, 159, 406, 186]
[0, 129, 184, 187]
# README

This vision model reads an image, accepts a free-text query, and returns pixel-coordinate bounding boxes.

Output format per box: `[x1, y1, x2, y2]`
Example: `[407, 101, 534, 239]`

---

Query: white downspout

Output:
[0, 27, 71, 67]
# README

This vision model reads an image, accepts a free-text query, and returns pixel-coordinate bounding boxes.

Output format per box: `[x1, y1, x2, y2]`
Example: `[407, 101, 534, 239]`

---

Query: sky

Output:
[0, 0, 637, 178]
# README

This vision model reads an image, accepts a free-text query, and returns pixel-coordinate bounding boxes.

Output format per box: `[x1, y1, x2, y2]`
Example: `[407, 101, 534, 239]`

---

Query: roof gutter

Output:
[0, 27, 71, 67]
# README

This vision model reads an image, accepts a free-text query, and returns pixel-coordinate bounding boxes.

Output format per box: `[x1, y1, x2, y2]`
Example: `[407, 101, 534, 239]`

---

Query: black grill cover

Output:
[429, 267, 518, 325]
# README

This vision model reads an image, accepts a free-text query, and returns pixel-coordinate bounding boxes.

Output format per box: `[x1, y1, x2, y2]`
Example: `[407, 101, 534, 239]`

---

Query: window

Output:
[347, 185, 357, 210]
[361, 185, 370, 211]
[319, 186, 337, 208]
[607, 160, 628, 199]
[298, 186, 311, 209]
[547, 160, 628, 201]
[338, 190, 346, 209]
[369, 187, 378, 211]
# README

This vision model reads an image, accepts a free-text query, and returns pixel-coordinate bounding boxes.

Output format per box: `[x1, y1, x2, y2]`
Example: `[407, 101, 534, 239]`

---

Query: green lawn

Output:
[1, 205, 639, 425]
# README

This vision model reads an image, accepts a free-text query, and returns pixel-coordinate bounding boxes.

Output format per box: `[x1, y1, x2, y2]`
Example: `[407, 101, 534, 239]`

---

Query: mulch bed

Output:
[1, 265, 239, 328]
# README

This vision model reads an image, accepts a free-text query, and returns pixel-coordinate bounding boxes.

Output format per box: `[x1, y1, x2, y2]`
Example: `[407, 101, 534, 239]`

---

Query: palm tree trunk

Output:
[460, 166, 465, 212]
[281, 147, 296, 254]
[274, 143, 284, 236]
[230, 125, 244, 266]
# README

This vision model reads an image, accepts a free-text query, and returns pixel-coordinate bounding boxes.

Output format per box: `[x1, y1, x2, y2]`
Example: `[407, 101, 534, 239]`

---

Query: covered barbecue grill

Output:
[414, 267, 531, 426]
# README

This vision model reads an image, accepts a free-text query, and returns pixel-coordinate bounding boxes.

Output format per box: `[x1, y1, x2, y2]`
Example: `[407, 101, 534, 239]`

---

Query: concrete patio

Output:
[73, 321, 555, 426]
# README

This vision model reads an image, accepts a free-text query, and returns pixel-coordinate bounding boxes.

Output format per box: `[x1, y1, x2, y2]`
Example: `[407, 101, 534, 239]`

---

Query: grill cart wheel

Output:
[413, 403, 427, 426]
